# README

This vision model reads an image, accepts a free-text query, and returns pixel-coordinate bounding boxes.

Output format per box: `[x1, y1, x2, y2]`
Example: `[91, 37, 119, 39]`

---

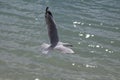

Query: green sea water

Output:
[0, 0, 120, 80]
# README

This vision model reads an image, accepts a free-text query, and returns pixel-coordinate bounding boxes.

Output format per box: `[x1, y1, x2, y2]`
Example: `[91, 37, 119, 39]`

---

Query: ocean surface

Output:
[0, 0, 120, 80]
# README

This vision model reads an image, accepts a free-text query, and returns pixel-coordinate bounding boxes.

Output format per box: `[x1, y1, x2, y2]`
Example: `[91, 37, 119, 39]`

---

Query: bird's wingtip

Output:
[46, 7, 49, 12]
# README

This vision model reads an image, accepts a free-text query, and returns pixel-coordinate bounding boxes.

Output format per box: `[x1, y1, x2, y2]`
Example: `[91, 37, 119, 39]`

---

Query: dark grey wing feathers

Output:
[45, 7, 59, 48]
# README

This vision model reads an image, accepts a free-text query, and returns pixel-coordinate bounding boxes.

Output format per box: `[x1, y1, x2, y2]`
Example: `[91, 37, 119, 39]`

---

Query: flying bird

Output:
[41, 7, 74, 54]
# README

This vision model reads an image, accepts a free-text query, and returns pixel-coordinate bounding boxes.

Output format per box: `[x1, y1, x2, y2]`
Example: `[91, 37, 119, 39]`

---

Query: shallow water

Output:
[0, 0, 120, 80]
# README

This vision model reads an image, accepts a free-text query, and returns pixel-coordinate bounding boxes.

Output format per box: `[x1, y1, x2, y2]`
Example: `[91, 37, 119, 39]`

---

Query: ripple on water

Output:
[78, 32, 94, 39]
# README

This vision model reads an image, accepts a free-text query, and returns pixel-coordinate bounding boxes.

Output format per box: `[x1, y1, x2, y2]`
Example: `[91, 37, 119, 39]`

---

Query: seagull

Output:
[41, 7, 74, 54]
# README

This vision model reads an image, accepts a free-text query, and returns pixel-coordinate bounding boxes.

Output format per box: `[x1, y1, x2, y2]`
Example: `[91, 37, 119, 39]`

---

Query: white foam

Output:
[72, 63, 75, 66]
[90, 51, 95, 53]
[91, 35, 94, 37]
[85, 34, 90, 38]
[78, 42, 81, 44]
[73, 21, 81, 24]
[79, 33, 83, 36]
[89, 24, 91, 26]
[73, 24, 77, 27]
[88, 44, 95, 48]
[110, 41, 114, 44]
[85, 64, 96, 68]
[105, 49, 108, 52]
[35, 78, 40, 80]
[81, 23, 84, 25]
[96, 45, 100, 48]
[73, 21, 77, 24]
